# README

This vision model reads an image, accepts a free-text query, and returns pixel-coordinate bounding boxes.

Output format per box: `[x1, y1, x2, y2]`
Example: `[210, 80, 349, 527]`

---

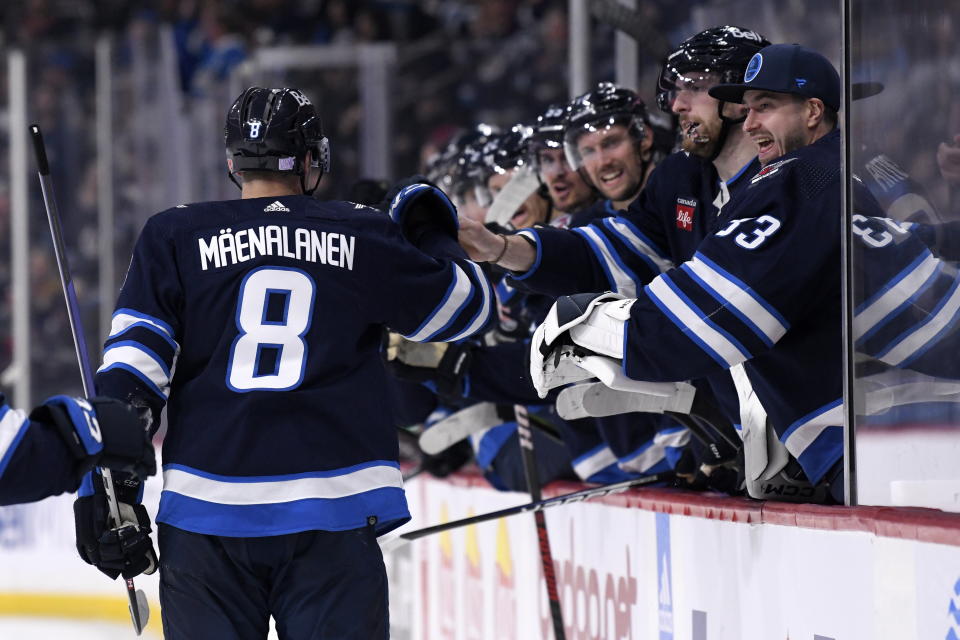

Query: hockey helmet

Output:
[475, 125, 534, 208]
[562, 83, 649, 170]
[656, 26, 771, 113]
[224, 86, 330, 194]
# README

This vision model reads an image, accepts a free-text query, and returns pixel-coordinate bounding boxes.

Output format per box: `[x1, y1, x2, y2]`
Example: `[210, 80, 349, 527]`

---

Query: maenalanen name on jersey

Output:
[198, 224, 355, 271]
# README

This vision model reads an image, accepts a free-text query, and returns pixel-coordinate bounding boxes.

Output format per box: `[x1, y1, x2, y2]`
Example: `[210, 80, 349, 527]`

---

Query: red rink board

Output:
[431, 469, 960, 547]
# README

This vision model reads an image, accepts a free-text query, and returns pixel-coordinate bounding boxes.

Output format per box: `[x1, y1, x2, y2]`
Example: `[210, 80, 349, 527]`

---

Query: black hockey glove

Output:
[387, 180, 460, 245]
[74, 471, 157, 580]
[30, 396, 156, 483]
[383, 331, 473, 399]
[420, 439, 474, 479]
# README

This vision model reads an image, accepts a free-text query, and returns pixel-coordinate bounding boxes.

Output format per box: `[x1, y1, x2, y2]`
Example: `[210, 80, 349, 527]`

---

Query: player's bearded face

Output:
[669, 72, 724, 158]
[537, 147, 593, 213]
[743, 91, 811, 166]
[576, 125, 645, 202]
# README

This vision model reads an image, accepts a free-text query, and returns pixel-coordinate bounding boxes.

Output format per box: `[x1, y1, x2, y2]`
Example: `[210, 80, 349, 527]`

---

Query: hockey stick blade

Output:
[556, 381, 696, 420]
[379, 472, 672, 552]
[485, 165, 541, 228]
[129, 586, 150, 635]
[418, 403, 501, 455]
[31, 124, 148, 636]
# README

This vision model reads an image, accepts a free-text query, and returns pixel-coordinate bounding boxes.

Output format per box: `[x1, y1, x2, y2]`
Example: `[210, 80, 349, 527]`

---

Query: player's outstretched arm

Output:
[0, 395, 155, 506]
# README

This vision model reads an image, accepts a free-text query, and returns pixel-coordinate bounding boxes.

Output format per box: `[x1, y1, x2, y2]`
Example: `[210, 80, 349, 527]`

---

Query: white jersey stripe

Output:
[602, 218, 674, 273]
[686, 256, 788, 345]
[619, 428, 690, 474]
[876, 276, 960, 366]
[646, 276, 750, 368]
[854, 252, 940, 341]
[572, 445, 618, 481]
[110, 309, 175, 341]
[448, 261, 495, 342]
[783, 400, 843, 460]
[404, 263, 472, 342]
[0, 406, 29, 470]
[99, 344, 171, 398]
[162, 464, 403, 505]
[574, 226, 639, 297]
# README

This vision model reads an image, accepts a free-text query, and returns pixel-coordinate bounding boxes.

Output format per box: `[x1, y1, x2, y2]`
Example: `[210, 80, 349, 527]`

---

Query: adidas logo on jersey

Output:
[263, 201, 290, 213]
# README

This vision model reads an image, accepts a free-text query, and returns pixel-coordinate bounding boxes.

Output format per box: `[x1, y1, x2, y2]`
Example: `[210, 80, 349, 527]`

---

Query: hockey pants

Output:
[158, 522, 388, 640]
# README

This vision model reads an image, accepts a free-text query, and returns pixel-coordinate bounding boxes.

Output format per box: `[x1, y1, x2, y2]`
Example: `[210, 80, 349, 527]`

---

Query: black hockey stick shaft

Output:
[515, 404, 566, 640]
[396, 472, 672, 543]
[30, 125, 149, 636]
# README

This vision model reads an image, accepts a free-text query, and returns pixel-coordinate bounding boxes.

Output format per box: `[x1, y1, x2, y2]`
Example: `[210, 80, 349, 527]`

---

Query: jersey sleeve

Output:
[362, 220, 496, 343]
[619, 158, 838, 382]
[507, 195, 674, 299]
[852, 216, 960, 378]
[96, 215, 183, 431]
[0, 397, 77, 505]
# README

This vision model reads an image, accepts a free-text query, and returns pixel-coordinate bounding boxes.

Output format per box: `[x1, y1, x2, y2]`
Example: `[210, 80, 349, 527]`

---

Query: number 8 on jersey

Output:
[227, 267, 316, 391]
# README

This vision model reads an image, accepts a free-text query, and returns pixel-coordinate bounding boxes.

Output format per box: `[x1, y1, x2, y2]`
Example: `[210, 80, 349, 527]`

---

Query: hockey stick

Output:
[419, 402, 563, 455]
[515, 404, 567, 640]
[30, 125, 150, 635]
[379, 471, 673, 553]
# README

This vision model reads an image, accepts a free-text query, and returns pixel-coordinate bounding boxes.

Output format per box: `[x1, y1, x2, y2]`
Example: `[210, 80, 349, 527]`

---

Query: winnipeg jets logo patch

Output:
[676, 198, 696, 231]
[750, 157, 798, 184]
[263, 200, 290, 213]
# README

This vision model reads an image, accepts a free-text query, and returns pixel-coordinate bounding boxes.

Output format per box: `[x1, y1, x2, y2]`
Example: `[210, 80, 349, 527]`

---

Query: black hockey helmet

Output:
[224, 86, 330, 194]
[531, 103, 569, 149]
[656, 26, 770, 113]
[473, 125, 534, 208]
[482, 125, 534, 176]
[562, 82, 649, 170]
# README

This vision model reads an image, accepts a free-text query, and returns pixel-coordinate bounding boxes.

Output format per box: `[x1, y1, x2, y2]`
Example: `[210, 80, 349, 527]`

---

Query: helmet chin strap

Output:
[708, 101, 747, 162]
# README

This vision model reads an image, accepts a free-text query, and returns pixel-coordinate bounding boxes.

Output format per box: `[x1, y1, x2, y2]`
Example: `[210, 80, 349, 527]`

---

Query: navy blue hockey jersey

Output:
[96, 196, 495, 537]
[510, 151, 760, 430]
[0, 395, 79, 505]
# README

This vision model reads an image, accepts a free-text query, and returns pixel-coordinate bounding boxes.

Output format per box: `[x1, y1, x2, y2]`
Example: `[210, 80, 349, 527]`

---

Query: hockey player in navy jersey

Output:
[76, 86, 495, 639]
[531, 44, 855, 501]
[458, 26, 771, 492]
[0, 394, 152, 506]
[529, 103, 599, 227]
[562, 83, 659, 214]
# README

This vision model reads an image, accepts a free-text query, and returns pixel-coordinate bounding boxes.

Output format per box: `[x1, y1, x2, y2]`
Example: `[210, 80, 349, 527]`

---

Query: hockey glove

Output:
[30, 396, 156, 483]
[530, 292, 632, 398]
[388, 181, 460, 245]
[383, 331, 473, 398]
[74, 471, 157, 580]
[420, 439, 474, 479]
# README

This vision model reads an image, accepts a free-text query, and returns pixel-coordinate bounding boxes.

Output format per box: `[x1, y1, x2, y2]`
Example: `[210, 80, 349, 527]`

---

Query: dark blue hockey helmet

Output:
[656, 26, 771, 113]
[224, 86, 330, 194]
[563, 83, 649, 170]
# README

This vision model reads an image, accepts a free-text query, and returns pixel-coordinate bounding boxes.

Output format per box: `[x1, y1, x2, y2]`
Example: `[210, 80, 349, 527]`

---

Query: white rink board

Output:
[3, 474, 960, 640]
[387, 474, 960, 640]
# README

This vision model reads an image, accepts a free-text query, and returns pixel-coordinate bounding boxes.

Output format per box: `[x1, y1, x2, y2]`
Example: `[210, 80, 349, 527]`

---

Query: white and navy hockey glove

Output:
[529, 292, 634, 398]
[388, 182, 459, 244]
[30, 396, 156, 482]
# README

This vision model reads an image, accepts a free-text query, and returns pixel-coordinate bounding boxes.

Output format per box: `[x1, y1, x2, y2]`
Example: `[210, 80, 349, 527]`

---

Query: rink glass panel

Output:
[848, 0, 960, 510]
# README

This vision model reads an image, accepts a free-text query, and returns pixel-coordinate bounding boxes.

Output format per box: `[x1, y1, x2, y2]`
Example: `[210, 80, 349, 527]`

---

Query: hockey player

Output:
[76, 86, 495, 639]
[528, 103, 599, 226]
[458, 26, 770, 492]
[0, 394, 153, 506]
[531, 43, 853, 500]
[563, 83, 659, 212]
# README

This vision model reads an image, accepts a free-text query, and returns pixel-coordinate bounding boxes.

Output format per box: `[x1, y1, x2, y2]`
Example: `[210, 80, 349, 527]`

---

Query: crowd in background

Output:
[0, 0, 958, 407]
